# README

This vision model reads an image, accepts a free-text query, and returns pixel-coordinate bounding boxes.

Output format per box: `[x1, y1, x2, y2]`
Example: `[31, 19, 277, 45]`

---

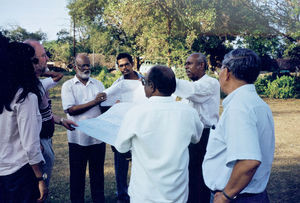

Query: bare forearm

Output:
[67, 100, 98, 116]
[31, 163, 43, 178]
[224, 160, 260, 198]
[41, 71, 63, 82]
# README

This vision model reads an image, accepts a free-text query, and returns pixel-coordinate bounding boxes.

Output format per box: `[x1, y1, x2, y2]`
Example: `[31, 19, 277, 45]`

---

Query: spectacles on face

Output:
[36, 53, 48, 59]
[119, 62, 131, 68]
[77, 64, 91, 70]
[141, 77, 148, 86]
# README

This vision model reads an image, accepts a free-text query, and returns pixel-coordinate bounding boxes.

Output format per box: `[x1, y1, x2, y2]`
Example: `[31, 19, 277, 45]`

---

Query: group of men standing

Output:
[23, 39, 274, 203]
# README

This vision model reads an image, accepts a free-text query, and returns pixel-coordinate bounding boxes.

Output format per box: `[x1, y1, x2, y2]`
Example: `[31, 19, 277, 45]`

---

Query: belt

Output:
[204, 125, 215, 129]
[211, 190, 258, 198]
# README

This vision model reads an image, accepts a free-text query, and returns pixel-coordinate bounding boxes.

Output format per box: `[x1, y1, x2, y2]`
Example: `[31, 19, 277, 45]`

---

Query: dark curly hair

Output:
[0, 33, 42, 113]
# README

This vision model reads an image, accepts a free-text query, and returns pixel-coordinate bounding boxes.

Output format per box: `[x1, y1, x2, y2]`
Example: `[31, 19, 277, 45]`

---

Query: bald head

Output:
[23, 39, 49, 76]
[75, 53, 90, 66]
[74, 53, 91, 81]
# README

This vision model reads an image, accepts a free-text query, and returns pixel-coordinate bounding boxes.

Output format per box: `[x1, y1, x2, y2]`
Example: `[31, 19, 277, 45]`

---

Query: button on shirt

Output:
[203, 84, 275, 194]
[0, 90, 44, 175]
[115, 96, 204, 203]
[174, 74, 220, 127]
[61, 76, 105, 146]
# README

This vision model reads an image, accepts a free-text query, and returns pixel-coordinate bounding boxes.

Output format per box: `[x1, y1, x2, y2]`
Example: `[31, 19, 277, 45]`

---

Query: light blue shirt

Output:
[203, 84, 275, 194]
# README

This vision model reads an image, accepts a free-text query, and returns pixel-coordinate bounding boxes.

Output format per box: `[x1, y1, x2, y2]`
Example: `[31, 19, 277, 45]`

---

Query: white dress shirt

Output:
[115, 96, 204, 203]
[174, 74, 220, 127]
[203, 84, 275, 193]
[0, 89, 44, 175]
[61, 76, 105, 146]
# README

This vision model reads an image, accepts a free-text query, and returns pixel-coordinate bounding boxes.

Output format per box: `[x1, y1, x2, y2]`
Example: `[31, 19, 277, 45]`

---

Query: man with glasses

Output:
[174, 53, 220, 203]
[115, 65, 203, 203]
[24, 39, 76, 190]
[109, 52, 143, 203]
[203, 49, 274, 203]
[61, 53, 107, 202]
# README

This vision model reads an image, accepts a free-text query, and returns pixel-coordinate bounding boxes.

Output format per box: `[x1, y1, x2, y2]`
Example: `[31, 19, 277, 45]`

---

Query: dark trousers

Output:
[188, 128, 211, 203]
[210, 190, 270, 203]
[0, 164, 39, 203]
[69, 143, 106, 203]
[112, 146, 130, 202]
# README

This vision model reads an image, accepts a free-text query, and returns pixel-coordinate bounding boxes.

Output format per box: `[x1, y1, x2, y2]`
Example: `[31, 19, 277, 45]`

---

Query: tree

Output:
[0, 26, 47, 42]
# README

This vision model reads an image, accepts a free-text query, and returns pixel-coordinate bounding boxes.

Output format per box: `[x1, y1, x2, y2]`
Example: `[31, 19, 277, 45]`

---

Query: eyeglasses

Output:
[119, 62, 131, 68]
[77, 64, 91, 69]
[141, 77, 148, 86]
[36, 53, 48, 58]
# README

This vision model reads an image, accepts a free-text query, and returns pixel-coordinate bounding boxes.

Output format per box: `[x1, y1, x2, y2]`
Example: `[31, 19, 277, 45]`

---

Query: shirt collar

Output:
[196, 74, 208, 82]
[222, 84, 256, 107]
[119, 71, 143, 80]
[73, 75, 93, 85]
[148, 96, 175, 103]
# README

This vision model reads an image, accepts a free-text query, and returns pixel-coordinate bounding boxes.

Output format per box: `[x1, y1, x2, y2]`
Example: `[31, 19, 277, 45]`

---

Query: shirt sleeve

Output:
[17, 93, 44, 165]
[40, 77, 57, 91]
[114, 108, 136, 153]
[174, 78, 218, 103]
[61, 81, 76, 111]
[225, 108, 262, 167]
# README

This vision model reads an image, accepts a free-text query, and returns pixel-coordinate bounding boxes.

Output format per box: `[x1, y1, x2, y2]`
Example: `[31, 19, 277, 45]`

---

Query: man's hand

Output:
[37, 180, 48, 202]
[214, 191, 230, 203]
[61, 118, 78, 131]
[94, 92, 107, 104]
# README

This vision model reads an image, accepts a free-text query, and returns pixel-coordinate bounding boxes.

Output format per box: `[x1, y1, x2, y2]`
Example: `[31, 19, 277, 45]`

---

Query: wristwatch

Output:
[36, 173, 48, 182]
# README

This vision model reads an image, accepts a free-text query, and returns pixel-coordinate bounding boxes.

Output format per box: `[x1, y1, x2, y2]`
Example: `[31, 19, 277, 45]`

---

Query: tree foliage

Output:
[41, 0, 300, 70]
[0, 26, 47, 42]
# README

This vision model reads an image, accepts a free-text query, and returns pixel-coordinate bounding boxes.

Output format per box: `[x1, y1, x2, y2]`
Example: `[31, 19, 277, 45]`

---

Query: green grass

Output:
[48, 75, 300, 202]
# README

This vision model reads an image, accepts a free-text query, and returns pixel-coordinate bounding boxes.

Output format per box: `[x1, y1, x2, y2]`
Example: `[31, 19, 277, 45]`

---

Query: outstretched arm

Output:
[41, 71, 63, 82]
[53, 114, 78, 130]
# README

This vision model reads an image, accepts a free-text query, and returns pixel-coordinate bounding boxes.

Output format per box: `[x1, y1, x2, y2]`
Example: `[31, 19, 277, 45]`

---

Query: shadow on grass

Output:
[268, 158, 300, 203]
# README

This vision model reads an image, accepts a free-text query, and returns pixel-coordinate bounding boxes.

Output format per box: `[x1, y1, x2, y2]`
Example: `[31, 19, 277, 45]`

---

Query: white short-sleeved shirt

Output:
[61, 76, 105, 146]
[0, 89, 44, 175]
[174, 74, 220, 127]
[115, 96, 204, 203]
[203, 84, 275, 194]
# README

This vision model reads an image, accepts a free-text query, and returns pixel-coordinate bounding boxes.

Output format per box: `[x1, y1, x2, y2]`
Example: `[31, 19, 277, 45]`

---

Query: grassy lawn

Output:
[47, 75, 300, 202]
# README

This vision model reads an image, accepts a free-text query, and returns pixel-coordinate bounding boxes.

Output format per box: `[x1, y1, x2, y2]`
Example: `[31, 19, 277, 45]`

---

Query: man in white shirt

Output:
[61, 54, 107, 203]
[174, 53, 220, 203]
[115, 65, 204, 203]
[24, 39, 76, 189]
[110, 53, 143, 203]
[203, 48, 275, 203]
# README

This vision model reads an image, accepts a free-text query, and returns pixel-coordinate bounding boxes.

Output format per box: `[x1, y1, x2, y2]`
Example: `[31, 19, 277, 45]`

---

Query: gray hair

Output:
[222, 48, 261, 84]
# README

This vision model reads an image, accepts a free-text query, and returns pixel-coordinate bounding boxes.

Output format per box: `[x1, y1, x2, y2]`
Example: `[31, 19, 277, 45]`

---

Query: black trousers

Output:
[188, 128, 211, 203]
[69, 143, 106, 203]
[0, 164, 39, 203]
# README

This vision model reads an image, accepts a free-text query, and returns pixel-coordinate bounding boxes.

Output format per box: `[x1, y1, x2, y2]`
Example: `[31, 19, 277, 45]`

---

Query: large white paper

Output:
[76, 80, 148, 146]
[101, 80, 147, 106]
[76, 102, 135, 146]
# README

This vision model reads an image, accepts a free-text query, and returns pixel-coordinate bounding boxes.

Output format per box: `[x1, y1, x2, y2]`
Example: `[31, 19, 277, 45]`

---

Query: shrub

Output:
[255, 75, 273, 95]
[265, 76, 296, 99]
[95, 68, 122, 88]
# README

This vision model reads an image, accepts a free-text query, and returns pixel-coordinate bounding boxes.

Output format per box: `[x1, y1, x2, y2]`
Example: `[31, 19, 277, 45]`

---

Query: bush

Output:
[255, 75, 273, 95]
[95, 68, 122, 88]
[265, 76, 296, 99]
